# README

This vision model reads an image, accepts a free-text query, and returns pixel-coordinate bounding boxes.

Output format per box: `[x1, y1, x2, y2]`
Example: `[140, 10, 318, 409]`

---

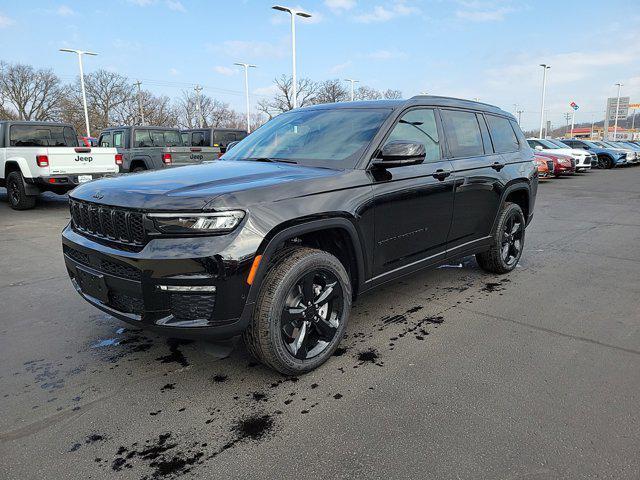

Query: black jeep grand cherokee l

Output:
[62, 96, 537, 374]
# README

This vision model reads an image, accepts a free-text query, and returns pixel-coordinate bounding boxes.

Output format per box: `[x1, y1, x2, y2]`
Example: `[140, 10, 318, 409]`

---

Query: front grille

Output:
[108, 292, 144, 315]
[546, 160, 554, 172]
[70, 200, 146, 247]
[63, 245, 91, 265]
[570, 159, 575, 168]
[170, 293, 216, 321]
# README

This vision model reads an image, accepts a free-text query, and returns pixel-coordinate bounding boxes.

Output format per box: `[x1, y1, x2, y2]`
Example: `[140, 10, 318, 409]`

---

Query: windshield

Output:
[582, 140, 600, 148]
[547, 139, 570, 148]
[134, 129, 183, 147]
[10, 124, 78, 147]
[222, 108, 391, 168]
[536, 139, 561, 149]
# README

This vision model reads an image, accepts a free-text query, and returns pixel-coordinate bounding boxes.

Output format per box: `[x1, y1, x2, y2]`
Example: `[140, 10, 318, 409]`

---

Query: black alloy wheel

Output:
[500, 212, 524, 268]
[476, 202, 525, 274]
[280, 269, 343, 360]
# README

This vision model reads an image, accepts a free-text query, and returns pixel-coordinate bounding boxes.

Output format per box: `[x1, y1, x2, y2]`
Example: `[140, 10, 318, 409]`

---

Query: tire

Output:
[476, 202, 525, 274]
[131, 166, 146, 173]
[599, 155, 613, 169]
[6, 171, 37, 210]
[243, 247, 352, 375]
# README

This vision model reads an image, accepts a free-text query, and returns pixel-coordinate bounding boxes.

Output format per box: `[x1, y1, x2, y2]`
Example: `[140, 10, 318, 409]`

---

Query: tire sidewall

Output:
[494, 203, 525, 272]
[260, 250, 352, 373]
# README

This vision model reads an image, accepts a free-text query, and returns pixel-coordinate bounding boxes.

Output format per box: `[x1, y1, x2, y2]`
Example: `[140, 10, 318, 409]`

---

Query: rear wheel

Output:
[243, 247, 351, 375]
[6, 171, 37, 210]
[476, 202, 525, 274]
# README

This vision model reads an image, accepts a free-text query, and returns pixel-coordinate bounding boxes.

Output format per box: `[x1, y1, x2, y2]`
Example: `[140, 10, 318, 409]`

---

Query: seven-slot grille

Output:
[70, 199, 146, 246]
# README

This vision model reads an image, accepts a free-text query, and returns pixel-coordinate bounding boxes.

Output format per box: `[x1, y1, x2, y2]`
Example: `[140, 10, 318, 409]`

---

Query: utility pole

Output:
[613, 82, 623, 141]
[344, 78, 359, 101]
[134, 80, 145, 125]
[590, 114, 595, 139]
[570, 110, 575, 137]
[234, 63, 257, 133]
[538, 64, 550, 138]
[516, 109, 524, 125]
[194, 85, 204, 128]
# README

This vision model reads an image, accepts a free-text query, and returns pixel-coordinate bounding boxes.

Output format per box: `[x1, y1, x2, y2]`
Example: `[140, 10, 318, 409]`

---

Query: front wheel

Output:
[476, 202, 525, 274]
[598, 155, 613, 169]
[243, 247, 351, 375]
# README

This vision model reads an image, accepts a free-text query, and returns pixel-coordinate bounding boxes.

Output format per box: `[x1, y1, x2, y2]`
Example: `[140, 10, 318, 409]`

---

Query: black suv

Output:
[62, 96, 537, 374]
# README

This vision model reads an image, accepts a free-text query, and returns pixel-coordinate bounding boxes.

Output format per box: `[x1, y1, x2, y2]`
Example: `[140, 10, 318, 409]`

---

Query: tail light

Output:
[115, 154, 123, 165]
[36, 155, 49, 167]
[162, 153, 172, 165]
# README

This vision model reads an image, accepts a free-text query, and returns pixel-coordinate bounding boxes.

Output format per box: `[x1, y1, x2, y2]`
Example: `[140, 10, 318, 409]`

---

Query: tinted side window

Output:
[113, 131, 123, 148]
[10, 125, 78, 147]
[99, 133, 112, 147]
[385, 108, 441, 162]
[192, 131, 205, 147]
[441, 109, 484, 158]
[486, 115, 519, 153]
[181, 133, 190, 146]
[134, 129, 152, 147]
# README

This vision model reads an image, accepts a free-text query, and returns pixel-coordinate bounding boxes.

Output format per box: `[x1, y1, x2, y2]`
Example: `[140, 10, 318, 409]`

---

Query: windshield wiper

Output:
[250, 157, 297, 164]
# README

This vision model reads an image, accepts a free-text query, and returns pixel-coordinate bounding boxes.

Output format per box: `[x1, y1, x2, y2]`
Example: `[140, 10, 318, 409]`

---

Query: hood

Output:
[70, 160, 342, 210]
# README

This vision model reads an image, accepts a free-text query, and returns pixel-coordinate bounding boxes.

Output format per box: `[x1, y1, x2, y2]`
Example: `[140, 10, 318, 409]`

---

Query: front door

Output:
[371, 108, 455, 277]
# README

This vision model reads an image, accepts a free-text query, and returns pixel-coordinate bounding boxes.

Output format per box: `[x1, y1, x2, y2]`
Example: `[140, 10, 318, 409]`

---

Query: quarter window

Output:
[441, 109, 484, 158]
[192, 131, 205, 147]
[113, 131, 123, 148]
[486, 115, 519, 153]
[385, 109, 441, 162]
[99, 133, 112, 147]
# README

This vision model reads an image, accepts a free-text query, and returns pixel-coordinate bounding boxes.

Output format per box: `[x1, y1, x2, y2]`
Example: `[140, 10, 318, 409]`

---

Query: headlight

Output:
[149, 211, 245, 234]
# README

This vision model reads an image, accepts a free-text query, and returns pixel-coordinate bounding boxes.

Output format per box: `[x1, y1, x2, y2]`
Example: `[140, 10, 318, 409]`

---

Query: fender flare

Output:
[129, 157, 149, 171]
[4, 158, 40, 195]
[240, 217, 367, 321]
[491, 181, 531, 233]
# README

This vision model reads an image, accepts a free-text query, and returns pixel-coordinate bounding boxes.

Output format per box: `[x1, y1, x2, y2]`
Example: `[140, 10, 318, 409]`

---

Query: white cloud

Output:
[165, 0, 185, 12]
[56, 5, 75, 16]
[168, 68, 180, 76]
[329, 61, 352, 74]
[214, 65, 238, 76]
[0, 13, 14, 28]
[206, 40, 286, 59]
[455, 1, 516, 22]
[366, 49, 407, 60]
[127, 0, 154, 5]
[355, 1, 419, 23]
[325, 0, 356, 12]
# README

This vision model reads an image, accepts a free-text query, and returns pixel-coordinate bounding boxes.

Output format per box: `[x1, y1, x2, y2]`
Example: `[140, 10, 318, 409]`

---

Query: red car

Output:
[533, 154, 552, 179]
[535, 151, 575, 177]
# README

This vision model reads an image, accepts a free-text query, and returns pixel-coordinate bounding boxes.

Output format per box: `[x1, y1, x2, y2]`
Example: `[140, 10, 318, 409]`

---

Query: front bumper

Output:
[61, 225, 254, 339]
[575, 156, 592, 170]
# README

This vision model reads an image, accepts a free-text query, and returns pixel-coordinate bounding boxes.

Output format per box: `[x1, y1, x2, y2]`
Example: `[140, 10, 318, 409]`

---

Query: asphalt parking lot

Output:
[1, 168, 639, 480]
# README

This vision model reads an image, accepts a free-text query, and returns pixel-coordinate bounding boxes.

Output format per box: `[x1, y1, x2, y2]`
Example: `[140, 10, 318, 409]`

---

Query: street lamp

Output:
[234, 62, 257, 133]
[272, 5, 311, 109]
[613, 82, 623, 141]
[344, 78, 359, 101]
[60, 48, 97, 137]
[538, 64, 550, 138]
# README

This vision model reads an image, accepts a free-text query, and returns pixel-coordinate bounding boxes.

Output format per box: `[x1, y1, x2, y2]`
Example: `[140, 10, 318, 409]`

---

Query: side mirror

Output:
[534, 145, 543, 151]
[374, 140, 426, 168]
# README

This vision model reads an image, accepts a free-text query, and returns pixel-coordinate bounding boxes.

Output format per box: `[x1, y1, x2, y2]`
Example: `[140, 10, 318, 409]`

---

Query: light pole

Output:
[344, 78, 359, 101]
[516, 109, 524, 125]
[538, 64, 550, 138]
[194, 85, 204, 128]
[613, 82, 623, 141]
[234, 62, 257, 133]
[60, 48, 97, 137]
[272, 5, 311, 109]
[134, 80, 145, 125]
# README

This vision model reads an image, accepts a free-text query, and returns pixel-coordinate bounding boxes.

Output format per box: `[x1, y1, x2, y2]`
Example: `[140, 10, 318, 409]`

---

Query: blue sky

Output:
[0, 0, 639, 131]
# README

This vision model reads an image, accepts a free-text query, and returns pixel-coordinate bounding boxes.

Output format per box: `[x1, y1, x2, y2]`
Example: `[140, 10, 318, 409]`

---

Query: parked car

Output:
[62, 96, 537, 374]
[181, 128, 248, 155]
[533, 154, 552, 179]
[535, 151, 575, 177]
[0, 121, 120, 210]
[561, 139, 627, 169]
[618, 141, 640, 163]
[98, 126, 219, 173]
[526, 138, 593, 171]
[599, 141, 639, 164]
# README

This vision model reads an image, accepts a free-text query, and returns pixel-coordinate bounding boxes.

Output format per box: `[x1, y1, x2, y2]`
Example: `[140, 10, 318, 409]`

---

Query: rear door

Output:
[372, 107, 455, 277]
[443, 109, 503, 254]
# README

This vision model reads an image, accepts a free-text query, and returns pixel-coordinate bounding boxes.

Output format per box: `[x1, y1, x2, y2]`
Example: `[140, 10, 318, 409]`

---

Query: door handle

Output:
[491, 161, 505, 171]
[432, 168, 451, 181]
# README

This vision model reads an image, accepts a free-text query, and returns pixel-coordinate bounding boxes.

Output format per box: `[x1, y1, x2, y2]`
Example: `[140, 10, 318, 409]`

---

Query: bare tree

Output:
[175, 90, 237, 129]
[0, 62, 65, 121]
[257, 75, 319, 118]
[382, 89, 403, 99]
[354, 85, 382, 101]
[115, 89, 178, 127]
[81, 70, 135, 132]
[315, 79, 349, 104]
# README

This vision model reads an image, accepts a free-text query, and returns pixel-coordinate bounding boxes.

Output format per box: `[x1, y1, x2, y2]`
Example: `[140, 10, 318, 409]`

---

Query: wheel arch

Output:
[247, 217, 367, 306]
[493, 181, 531, 233]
